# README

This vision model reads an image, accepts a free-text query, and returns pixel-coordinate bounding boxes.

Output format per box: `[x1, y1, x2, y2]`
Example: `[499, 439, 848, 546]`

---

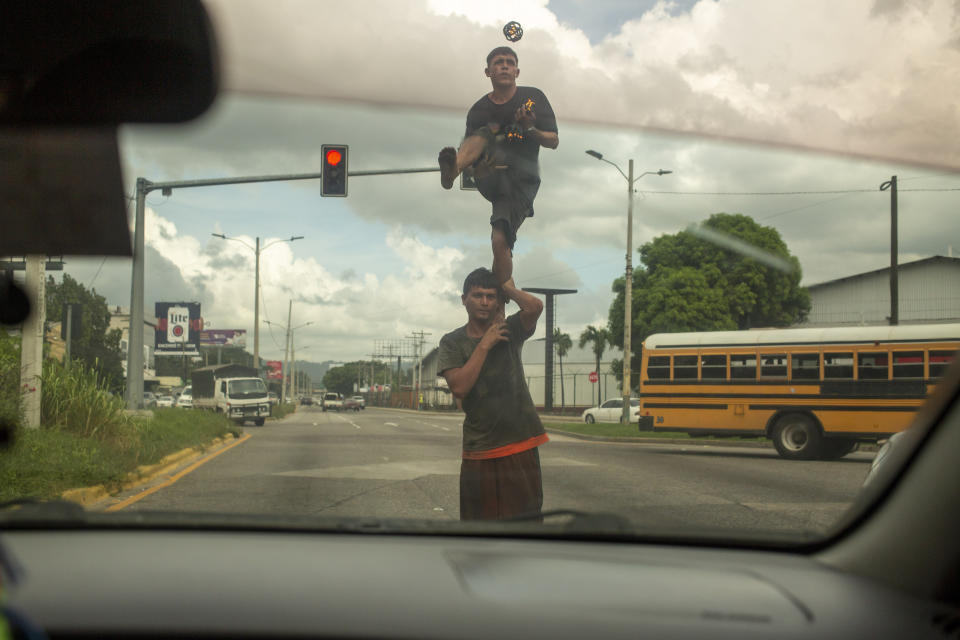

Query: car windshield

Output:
[2, 0, 958, 545]
[228, 380, 266, 396]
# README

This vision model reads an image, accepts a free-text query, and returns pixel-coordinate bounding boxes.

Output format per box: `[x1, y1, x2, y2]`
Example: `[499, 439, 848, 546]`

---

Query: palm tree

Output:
[553, 328, 572, 413]
[579, 325, 611, 408]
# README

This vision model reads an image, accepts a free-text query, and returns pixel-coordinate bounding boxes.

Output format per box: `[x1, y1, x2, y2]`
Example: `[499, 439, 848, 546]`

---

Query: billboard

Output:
[265, 360, 283, 380]
[155, 302, 202, 356]
[200, 329, 247, 348]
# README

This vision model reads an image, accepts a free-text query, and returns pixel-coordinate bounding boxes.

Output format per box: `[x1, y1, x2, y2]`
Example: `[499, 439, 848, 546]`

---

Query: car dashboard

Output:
[2, 526, 954, 639]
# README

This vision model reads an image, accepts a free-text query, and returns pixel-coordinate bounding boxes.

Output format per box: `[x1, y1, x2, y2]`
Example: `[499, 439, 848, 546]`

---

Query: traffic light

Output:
[321, 144, 348, 197]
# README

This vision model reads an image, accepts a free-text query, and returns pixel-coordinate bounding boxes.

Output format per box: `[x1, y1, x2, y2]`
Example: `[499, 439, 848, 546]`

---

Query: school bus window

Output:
[824, 352, 854, 379]
[791, 353, 820, 380]
[674, 355, 698, 380]
[760, 354, 787, 378]
[730, 354, 757, 380]
[648, 356, 670, 380]
[892, 351, 924, 379]
[701, 355, 726, 380]
[929, 350, 956, 379]
[858, 352, 889, 380]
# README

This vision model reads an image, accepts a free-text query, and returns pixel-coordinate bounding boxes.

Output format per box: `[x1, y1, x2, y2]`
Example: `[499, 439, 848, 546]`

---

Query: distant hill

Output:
[294, 360, 336, 382]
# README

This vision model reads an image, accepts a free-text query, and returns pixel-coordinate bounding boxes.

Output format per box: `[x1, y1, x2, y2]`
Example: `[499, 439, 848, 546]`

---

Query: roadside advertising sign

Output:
[266, 360, 283, 380]
[200, 329, 247, 348]
[155, 302, 202, 355]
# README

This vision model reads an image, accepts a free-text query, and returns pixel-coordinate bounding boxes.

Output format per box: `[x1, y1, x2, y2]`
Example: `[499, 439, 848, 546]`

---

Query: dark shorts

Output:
[470, 127, 540, 250]
[460, 447, 543, 521]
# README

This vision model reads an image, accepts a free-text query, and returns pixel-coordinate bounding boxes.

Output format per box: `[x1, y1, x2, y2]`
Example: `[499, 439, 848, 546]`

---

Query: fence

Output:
[360, 372, 621, 415]
[526, 371, 621, 415]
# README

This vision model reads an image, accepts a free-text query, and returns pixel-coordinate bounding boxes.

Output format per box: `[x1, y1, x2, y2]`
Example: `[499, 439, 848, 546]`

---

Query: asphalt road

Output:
[115, 406, 874, 535]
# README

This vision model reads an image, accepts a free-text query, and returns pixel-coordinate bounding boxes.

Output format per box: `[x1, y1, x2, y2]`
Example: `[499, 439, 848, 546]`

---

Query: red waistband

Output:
[462, 433, 549, 460]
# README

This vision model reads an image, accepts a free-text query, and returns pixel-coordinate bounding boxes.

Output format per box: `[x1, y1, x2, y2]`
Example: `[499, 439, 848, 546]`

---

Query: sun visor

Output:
[0, 128, 130, 256]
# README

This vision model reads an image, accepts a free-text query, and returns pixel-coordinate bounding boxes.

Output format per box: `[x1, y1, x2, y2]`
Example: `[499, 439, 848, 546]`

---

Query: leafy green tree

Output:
[323, 361, 374, 396]
[608, 213, 810, 378]
[578, 325, 611, 407]
[45, 274, 124, 391]
[553, 328, 572, 410]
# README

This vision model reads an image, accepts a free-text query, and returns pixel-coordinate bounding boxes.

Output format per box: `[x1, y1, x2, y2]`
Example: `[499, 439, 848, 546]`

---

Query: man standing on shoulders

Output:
[438, 267, 548, 520]
[438, 47, 558, 284]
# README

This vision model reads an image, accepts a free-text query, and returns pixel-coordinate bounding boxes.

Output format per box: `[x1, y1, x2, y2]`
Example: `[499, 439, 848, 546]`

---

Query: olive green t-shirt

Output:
[437, 313, 545, 455]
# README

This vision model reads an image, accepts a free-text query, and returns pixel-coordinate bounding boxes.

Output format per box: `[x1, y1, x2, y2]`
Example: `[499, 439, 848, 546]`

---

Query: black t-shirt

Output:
[465, 86, 557, 179]
[438, 313, 545, 454]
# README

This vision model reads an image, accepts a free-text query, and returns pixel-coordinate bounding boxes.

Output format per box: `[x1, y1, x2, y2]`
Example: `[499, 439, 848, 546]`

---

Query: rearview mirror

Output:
[1, 0, 218, 125]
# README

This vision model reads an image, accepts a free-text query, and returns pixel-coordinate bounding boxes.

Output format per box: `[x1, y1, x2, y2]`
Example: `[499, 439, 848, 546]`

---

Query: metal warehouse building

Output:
[802, 256, 960, 327]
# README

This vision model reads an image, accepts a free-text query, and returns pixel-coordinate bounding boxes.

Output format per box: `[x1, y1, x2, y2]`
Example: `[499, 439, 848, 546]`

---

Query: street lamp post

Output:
[211, 234, 303, 375]
[585, 150, 672, 424]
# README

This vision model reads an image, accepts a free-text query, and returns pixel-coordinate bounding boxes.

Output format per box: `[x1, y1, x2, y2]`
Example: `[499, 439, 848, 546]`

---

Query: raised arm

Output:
[502, 279, 543, 334]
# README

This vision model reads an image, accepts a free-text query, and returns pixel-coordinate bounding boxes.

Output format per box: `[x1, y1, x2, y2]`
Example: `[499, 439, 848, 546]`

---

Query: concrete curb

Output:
[545, 427, 879, 452]
[60, 433, 240, 507]
[545, 427, 773, 448]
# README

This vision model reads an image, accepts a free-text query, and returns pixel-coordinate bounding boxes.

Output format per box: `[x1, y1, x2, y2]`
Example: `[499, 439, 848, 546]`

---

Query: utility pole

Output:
[283, 300, 292, 403]
[254, 236, 260, 369]
[20, 255, 46, 428]
[408, 330, 431, 410]
[64, 303, 73, 369]
[881, 176, 899, 325]
[585, 151, 672, 423]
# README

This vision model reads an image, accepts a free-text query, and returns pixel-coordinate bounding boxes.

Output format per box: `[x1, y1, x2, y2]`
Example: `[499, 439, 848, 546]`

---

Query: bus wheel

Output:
[820, 438, 858, 460]
[772, 414, 822, 460]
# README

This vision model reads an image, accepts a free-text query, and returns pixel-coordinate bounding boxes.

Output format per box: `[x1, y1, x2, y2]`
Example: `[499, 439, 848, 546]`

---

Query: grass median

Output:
[542, 420, 767, 442]
[0, 409, 238, 502]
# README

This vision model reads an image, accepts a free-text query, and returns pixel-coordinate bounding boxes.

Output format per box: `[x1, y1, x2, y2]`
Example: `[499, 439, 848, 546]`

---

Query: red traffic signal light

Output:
[321, 144, 348, 197]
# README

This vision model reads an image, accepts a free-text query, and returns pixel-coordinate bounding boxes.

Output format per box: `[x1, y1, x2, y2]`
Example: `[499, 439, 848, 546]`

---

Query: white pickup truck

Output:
[191, 364, 272, 426]
[322, 392, 343, 412]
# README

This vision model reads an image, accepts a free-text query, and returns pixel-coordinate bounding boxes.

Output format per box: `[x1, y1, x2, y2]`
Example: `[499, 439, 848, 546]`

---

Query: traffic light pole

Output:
[125, 166, 439, 409]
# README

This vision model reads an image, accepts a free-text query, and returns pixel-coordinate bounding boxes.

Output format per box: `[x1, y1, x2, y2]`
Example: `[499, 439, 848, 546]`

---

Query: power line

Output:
[639, 187, 960, 196]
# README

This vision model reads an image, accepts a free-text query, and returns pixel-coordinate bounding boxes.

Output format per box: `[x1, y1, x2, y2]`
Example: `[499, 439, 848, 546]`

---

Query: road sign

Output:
[588, 371, 599, 383]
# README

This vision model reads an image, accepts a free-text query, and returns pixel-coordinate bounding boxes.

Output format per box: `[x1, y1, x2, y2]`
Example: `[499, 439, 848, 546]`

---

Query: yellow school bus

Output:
[637, 324, 960, 460]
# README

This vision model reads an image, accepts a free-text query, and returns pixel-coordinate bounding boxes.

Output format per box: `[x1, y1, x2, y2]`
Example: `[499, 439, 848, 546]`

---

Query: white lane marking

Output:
[385, 422, 399, 427]
[417, 420, 451, 432]
[332, 413, 361, 429]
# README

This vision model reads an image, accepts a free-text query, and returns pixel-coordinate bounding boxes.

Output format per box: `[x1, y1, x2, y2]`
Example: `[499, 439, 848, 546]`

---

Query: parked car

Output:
[300, 396, 313, 406]
[582, 398, 640, 424]
[142, 392, 158, 409]
[155, 395, 175, 408]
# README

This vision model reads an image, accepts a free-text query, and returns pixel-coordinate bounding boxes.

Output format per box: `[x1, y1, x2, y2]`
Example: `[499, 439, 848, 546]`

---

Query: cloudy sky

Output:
[56, 0, 960, 365]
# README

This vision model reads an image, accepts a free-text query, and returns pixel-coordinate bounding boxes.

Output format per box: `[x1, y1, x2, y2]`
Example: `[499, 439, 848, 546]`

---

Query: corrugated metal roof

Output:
[807, 255, 960, 289]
